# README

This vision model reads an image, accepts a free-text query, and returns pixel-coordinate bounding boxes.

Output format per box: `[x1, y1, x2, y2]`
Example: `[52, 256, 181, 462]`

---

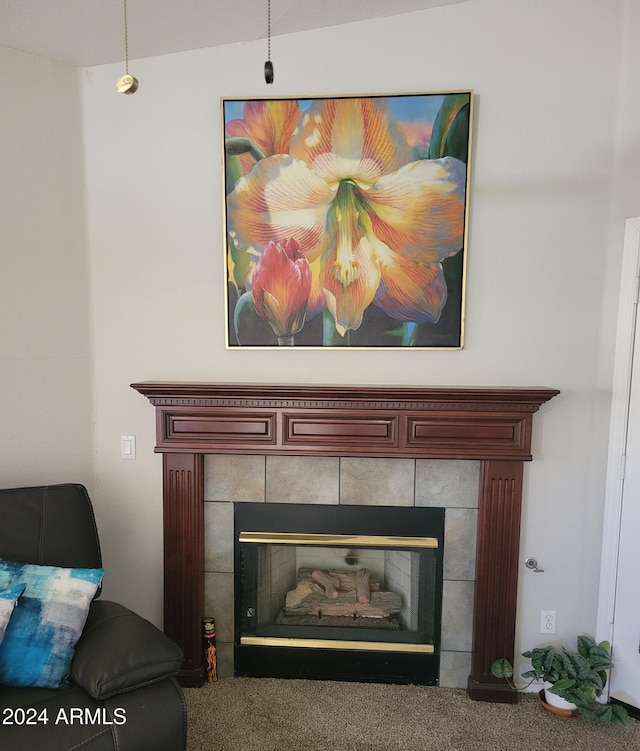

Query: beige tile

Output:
[339, 457, 415, 506]
[439, 651, 472, 689]
[440, 580, 474, 652]
[444, 508, 477, 582]
[214, 642, 234, 679]
[204, 454, 265, 502]
[204, 501, 234, 573]
[204, 572, 234, 643]
[266, 455, 339, 504]
[415, 460, 480, 508]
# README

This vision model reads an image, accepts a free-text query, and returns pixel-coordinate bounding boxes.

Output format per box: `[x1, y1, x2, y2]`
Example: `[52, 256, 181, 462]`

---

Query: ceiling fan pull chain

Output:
[264, 0, 274, 84]
[124, 0, 129, 75]
[116, 0, 139, 95]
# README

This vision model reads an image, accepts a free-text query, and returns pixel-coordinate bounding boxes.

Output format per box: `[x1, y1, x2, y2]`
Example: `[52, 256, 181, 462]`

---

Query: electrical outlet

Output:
[540, 609, 556, 634]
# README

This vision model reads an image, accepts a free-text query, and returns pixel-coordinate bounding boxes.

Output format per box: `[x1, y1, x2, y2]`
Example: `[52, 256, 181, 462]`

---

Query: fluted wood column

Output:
[468, 459, 524, 701]
[163, 452, 204, 686]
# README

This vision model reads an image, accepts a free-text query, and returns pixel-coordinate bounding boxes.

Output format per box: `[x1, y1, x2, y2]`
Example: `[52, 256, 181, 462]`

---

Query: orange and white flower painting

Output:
[223, 91, 472, 348]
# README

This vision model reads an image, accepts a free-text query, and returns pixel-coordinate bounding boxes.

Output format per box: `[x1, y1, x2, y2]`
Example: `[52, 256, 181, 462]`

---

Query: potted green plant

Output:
[491, 635, 628, 726]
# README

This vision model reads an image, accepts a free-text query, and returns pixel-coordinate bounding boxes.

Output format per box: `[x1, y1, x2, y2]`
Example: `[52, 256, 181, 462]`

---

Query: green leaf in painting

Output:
[384, 322, 418, 346]
[225, 137, 266, 194]
[227, 238, 255, 292]
[442, 103, 471, 163]
[225, 137, 266, 161]
[322, 310, 350, 346]
[225, 154, 243, 195]
[428, 94, 470, 162]
[233, 290, 275, 346]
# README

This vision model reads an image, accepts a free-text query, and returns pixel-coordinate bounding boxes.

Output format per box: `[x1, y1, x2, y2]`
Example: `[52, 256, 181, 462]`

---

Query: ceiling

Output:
[0, 0, 469, 68]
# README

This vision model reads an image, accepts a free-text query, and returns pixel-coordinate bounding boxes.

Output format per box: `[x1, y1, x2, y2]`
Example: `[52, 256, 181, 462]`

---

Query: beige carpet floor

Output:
[184, 677, 640, 751]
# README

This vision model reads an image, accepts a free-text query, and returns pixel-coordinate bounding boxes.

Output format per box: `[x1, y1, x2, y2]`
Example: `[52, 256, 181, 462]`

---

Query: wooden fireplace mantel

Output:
[132, 381, 559, 701]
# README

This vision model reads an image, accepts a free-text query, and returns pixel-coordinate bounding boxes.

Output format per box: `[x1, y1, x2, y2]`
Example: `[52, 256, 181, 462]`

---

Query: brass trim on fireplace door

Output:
[240, 636, 435, 653]
[238, 532, 438, 548]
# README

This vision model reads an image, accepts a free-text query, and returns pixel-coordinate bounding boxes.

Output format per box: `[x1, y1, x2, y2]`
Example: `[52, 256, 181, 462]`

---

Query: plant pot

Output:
[538, 685, 579, 718]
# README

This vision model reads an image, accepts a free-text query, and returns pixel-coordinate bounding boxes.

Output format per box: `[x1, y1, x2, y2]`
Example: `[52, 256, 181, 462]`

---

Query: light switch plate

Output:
[120, 435, 136, 459]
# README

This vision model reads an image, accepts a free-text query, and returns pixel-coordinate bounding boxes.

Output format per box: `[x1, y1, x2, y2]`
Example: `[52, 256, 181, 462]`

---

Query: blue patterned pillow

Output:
[0, 583, 25, 645]
[0, 559, 104, 688]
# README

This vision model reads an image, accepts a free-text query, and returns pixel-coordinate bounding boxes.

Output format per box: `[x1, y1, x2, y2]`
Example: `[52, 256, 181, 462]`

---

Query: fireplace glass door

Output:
[235, 503, 444, 684]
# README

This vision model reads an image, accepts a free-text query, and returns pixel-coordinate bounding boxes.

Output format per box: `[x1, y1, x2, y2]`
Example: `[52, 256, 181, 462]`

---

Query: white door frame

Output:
[596, 218, 640, 688]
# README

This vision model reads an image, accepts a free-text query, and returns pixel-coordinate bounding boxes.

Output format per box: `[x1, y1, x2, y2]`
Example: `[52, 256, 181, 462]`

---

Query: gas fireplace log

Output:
[285, 581, 317, 610]
[311, 569, 339, 599]
[298, 568, 380, 597]
[310, 591, 402, 618]
[355, 568, 371, 604]
[285, 587, 402, 618]
[311, 568, 372, 602]
[331, 569, 380, 594]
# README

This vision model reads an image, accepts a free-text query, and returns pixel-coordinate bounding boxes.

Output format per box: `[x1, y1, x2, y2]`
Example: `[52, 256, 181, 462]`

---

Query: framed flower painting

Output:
[223, 91, 473, 349]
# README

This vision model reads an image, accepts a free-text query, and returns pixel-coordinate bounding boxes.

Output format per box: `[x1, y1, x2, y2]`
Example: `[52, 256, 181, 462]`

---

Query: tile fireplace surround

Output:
[132, 382, 559, 702]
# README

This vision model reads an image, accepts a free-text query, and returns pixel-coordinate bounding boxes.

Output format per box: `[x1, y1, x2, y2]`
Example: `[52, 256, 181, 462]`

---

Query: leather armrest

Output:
[70, 600, 183, 700]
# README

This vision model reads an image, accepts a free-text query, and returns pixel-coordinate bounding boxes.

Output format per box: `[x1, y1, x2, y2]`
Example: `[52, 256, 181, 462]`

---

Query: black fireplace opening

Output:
[234, 503, 445, 685]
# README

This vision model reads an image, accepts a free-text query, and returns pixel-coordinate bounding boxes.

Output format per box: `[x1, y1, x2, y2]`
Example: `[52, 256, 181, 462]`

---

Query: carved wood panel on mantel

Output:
[132, 382, 559, 701]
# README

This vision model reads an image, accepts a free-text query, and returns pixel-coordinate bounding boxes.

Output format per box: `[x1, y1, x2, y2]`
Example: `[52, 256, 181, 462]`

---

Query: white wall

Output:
[0, 47, 93, 490]
[80, 0, 639, 676]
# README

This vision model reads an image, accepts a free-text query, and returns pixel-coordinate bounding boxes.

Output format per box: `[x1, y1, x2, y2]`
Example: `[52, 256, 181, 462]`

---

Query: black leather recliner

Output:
[0, 483, 186, 750]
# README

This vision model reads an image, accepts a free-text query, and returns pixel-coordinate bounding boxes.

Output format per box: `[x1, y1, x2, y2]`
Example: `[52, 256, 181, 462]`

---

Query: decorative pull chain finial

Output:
[116, 0, 139, 94]
[264, 0, 274, 84]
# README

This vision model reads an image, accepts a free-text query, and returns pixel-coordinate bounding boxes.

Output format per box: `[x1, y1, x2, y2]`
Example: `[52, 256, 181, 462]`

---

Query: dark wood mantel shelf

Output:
[132, 381, 559, 701]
